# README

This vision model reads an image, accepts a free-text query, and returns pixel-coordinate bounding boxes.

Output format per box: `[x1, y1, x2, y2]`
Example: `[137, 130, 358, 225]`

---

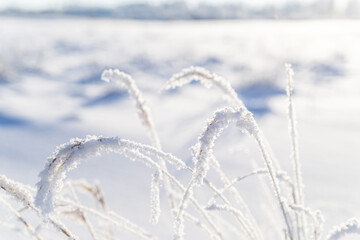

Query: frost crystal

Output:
[35, 135, 186, 215]
[162, 66, 244, 107]
[327, 218, 360, 240]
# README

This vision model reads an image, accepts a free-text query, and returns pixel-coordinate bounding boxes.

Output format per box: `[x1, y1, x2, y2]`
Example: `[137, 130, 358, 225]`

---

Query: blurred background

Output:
[0, 0, 359, 239]
[1, 0, 360, 19]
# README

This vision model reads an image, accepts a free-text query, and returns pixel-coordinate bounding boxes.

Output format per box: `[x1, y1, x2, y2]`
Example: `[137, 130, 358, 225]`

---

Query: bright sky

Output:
[0, 0, 320, 11]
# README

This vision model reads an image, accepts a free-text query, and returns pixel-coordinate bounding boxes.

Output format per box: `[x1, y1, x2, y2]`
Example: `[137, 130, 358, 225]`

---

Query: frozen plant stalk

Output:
[161, 66, 244, 107]
[286, 63, 306, 239]
[35, 135, 222, 239]
[165, 66, 285, 238]
[101, 69, 160, 148]
[101, 69, 174, 222]
[35, 135, 187, 215]
[327, 218, 360, 240]
[175, 107, 293, 240]
[0, 175, 77, 240]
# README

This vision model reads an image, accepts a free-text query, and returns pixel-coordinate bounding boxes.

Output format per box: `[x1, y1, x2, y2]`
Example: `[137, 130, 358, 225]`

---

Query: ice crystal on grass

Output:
[35, 135, 187, 215]
[102, 68, 177, 223]
[175, 106, 294, 240]
[327, 218, 360, 240]
[101, 69, 160, 149]
[0, 175, 34, 207]
[162, 66, 244, 107]
[286, 63, 307, 239]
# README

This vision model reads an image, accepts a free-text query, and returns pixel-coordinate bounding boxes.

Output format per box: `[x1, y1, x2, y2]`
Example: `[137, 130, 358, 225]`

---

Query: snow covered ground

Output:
[0, 17, 360, 239]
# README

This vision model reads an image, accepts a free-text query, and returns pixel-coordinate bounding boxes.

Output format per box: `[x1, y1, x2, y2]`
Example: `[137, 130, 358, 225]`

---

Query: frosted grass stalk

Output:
[326, 218, 360, 240]
[171, 208, 225, 240]
[150, 171, 161, 224]
[288, 204, 324, 240]
[161, 66, 244, 107]
[164, 66, 283, 237]
[183, 212, 220, 240]
[91, 154, 223, 239]
[205, 155, 262, 238]
[176, 107, 294, 240]
[59, 198, 157, 240]
[0, 196, 42, 240]
[175, 107, 261, 240]
[0, 206, 28, 226]
[162, 66, 280, 169]
[101, 69, 161, 148]
[0, 175, 78, 239]
[35, 135, 222, 239]
[102, 69, 176, 218]
[0, 175, 34, 206]
[206, 202, 258, 237]
[247, 114, 294, 240]
[35, 136, 186, 215]
[208, 169, 295, 205]
[203, 179, 258, 240]
[65, 180, 115, 239]
[66, 182, 100, 240]
[286, 63, 306, 240]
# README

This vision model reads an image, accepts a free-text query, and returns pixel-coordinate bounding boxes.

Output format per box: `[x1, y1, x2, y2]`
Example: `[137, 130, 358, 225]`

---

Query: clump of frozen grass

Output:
[174, 107, 294, 240]
[0, 65, 359, 240]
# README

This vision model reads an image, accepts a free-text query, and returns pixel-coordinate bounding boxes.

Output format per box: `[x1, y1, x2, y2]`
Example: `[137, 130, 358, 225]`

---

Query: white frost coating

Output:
[0, 175, 34, 207]
[285, 63, 307, 240]
[327, 218, 360, 240]
[101, 69, 161, 149]
[175, 107, 247, 240]
[162, 66, 214, 89]
[120, 139, 186, 170]
[102, 69, 176, 220]
[209, 169, 295, 204]
[177, 66, 276, 237]
[175, 107, 294, 240]
[203, 180, 257, 240]
[206, 203, 255, 236]
[117, 147, 223, 239]
[161, 66, 244, 107]
[0, 175, 78, 239]
[194, 107, 246, 185]
[150, 171, 161, 224]
[184, 212, 221, 240]
[288, 203, 324, 240]
[108, 211, 157, 240]
[163, 66, 276, 239]
[35, 135, 186, 215]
